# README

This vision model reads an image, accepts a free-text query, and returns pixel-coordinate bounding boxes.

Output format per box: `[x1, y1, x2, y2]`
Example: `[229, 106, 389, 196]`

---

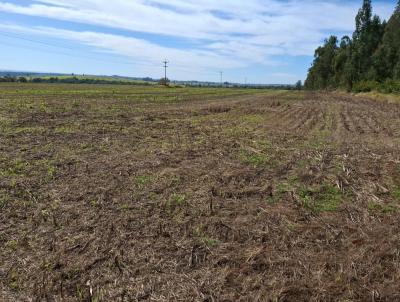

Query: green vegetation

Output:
[393, 185, 400, 200]
[166, 193, 187, 213]
[193, 226, 218, 246]
[305, 0, 400, 93]
[135, 175, 153, 189]
[0, 75, 155, 85]
[368, 202, 397, 213]
[168, 193, 187, 207]
[239, 149, 269, 168]
[0, 159, 29, 177]
[268, 182, 291, 204]
[299, 184, 343, 213]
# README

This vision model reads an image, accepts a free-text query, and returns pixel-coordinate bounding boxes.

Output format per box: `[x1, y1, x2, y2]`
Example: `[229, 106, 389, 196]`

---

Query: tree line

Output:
[0, 76, 152, 85]
[305, 0, 400, 93]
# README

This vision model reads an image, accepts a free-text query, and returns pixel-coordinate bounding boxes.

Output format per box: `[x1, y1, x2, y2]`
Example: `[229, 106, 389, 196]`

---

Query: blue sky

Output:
[0, 0, 397, 84]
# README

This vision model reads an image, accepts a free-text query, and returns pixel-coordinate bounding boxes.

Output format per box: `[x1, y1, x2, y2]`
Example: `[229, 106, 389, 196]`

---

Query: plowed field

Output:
[1, 84, 400, 301]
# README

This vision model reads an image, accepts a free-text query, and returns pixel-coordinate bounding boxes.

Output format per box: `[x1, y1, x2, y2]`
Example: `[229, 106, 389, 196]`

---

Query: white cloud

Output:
[0, 0, 396, 81]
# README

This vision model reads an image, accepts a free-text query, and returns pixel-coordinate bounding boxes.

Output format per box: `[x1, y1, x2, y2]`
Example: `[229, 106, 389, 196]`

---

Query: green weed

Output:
[0, 159, 29, 177]
[299, 184, 342, 213]
[169, 193, 186, 206]
[72, 100, 81, 108]
[368, 202, 397, 214]
[193, 226, 218, 247]
[47, 162, 57, 179]
[55, 126, 75, 134]
[0, 192, 10, 209]
[392, 186, 400, 200]
[135, 175, 153, 188]
[39, 100, 49, 113]
[239, 149, 268, 168]
[241, 114, 264, 124]
[268, 182, 290, 204]
[5, 240, 18, 250]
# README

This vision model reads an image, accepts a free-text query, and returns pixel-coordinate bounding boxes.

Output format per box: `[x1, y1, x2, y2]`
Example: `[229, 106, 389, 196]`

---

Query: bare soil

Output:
[1, 84, 400, 301]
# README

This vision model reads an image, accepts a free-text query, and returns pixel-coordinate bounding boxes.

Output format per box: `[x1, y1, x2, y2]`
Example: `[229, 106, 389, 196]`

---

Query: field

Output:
[1, 83, 400, 301]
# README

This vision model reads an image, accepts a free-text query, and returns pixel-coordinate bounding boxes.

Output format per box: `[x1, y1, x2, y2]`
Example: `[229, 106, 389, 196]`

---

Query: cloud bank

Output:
[0, 0, 396, 81]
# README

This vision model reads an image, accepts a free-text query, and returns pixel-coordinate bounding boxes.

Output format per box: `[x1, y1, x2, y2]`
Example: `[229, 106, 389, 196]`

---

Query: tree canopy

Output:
[305, 0, 400, 91]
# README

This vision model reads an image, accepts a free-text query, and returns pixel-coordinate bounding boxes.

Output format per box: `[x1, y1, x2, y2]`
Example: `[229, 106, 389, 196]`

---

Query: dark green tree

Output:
[333, 36, 352, 87]
[351, 0, 384, 81]
[373, 2, 400, 80]
[354, 0, 372, 39]
[305, 36, 338, 89]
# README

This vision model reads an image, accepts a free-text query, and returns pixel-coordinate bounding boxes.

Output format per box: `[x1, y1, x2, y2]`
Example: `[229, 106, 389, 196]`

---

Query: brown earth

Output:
[1, 85, 400, 301]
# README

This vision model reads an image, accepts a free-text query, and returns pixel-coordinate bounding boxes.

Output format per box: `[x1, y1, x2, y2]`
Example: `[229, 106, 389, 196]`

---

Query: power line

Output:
[0, 30, 229, 80]
[0, 31, 85, 52]
[0, 40, 155, 67]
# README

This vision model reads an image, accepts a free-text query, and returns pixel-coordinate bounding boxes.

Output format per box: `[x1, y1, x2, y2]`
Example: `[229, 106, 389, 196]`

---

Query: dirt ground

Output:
[1, 84, 400, 301]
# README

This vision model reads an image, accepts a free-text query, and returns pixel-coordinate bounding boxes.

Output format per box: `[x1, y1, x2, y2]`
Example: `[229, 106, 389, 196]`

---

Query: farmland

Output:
[1, 83, 400, 301]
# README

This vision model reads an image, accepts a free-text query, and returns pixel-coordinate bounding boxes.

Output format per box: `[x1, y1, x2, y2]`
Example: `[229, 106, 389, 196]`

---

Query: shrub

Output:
[379, 80, 400, 93]
[352, 80, 379, 93]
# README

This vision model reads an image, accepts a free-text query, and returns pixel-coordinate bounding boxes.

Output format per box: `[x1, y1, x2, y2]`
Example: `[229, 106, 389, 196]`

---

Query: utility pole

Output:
[220, 71, 223, 87]
[245, 77, 247, 88]
[163, 60, 169, 85]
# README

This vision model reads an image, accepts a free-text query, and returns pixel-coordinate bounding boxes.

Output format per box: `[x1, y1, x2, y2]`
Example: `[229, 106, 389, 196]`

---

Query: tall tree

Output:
[305, 36, 338, 89]
[354, 0, 373, 40]
[333, 36, 352, 87]
[306, 0, 399, 91]
[351, 1, 384, 81]
[374, 2, 400, 80]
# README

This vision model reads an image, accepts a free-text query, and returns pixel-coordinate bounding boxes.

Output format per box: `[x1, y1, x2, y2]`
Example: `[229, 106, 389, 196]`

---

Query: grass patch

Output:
[0, 159, 29, 177]
[46, 162, 57, 179]
[222, 125, 251, 138]
[0, 192, 10, 209]
[193, 226, 218, 247]
[392, 186, 400, 200]
[268, 182, 290, 204]
[55, 126, 76, 134]
[308, 130, 330, 149]
[239, 149, 268, 168]
[368, 202, 397, 214]
[135, 175, 153, 189]
[299, 184, 342, 213]
[165, 193, 189, 216]
[168, 193, 187, 207]
[241, 114, 264, 124]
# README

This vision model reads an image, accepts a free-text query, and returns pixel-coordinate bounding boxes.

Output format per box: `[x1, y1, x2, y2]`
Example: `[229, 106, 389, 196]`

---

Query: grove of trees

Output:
[305, 0, 400, 92]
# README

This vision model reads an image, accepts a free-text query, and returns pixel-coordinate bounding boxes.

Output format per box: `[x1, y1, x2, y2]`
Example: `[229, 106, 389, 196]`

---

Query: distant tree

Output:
[158, 78, 170, 86]
[18, 77, 27, 83]
[4, 75, 16, 82]
[295, 80, 302, 90]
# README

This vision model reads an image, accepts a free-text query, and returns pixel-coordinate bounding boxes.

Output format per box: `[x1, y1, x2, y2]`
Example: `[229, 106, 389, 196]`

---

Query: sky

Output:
[0, 0, 397, 84]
